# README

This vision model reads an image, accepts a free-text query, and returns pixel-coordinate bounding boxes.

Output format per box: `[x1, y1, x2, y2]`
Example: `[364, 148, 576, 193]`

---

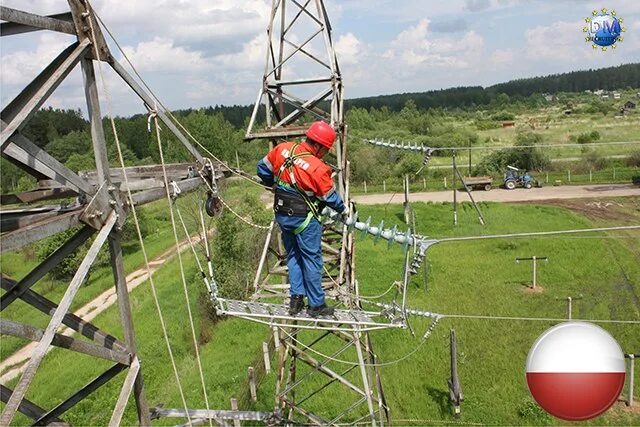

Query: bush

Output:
[625, 151, 640, 167]
[213, 193, 270, 300]
[490, 110, 515, 121]
[632, 174, 640, 185]
[475, 132, 549, 174]
[35, 228, 109, 281]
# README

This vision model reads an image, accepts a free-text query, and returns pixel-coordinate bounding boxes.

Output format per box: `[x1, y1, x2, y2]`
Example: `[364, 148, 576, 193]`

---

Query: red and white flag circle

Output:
[526, 322, 626, 421]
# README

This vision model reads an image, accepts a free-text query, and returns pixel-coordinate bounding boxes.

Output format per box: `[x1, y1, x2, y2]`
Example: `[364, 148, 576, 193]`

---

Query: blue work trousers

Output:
[276, 213, 325, 308]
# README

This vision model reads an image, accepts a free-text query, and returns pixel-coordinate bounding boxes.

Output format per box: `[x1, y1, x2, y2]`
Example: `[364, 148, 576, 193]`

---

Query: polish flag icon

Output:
[526, 322, 626, 421]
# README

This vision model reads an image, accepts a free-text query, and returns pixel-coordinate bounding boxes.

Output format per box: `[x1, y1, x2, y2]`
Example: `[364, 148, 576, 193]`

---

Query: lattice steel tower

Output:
[245, 1, 390, 424]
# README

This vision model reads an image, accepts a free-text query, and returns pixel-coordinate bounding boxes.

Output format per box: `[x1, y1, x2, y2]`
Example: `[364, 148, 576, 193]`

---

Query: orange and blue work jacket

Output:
[257, 141, 345, 232]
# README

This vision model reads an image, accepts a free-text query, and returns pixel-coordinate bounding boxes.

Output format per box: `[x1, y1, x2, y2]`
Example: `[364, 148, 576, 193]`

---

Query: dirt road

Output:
[352, 184, 640, 205]
[0, 232, 207, 383]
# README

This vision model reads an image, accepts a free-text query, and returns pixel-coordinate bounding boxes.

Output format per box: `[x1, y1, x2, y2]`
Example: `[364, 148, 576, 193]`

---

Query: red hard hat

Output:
[306, 121, 336, 149]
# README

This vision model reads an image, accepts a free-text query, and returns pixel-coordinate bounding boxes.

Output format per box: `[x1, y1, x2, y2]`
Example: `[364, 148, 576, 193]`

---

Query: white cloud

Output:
[384, 19, 484, 69]
[335, 33, 363, 65]
[120, 38, 210, 73]
[524, 20, 591, 61]
[214, 33, 266, 69]
[95, 0, 271, 42]
[1, 33, 71, 86]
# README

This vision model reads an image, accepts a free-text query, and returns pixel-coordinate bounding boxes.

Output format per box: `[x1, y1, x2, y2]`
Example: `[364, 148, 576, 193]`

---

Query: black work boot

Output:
[307, 303, 335, 318]
[289, 295, 305, 316]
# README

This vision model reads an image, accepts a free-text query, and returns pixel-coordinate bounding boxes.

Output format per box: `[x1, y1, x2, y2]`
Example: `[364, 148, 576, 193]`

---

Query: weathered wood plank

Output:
[0, 225, 94, 310]
[1, 40, 90, 147]
[0, 319, 131, 365]
[0, 277, 127, 353]
[0, 385, 66, 424]
[0, 213, 116, 425]
[0, 7, 75, 36]
[34, 363, 127, 425]
[0, 209, 82, 254]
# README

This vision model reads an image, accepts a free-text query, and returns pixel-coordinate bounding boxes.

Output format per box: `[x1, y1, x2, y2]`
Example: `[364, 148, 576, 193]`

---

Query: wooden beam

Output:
[0, 319, 131, 365]
[2, 126, 95, 194]
[0, 213, 116, 425]
[33, 363, 127, 425]
[0, 209, 82, 254]
[0, 276, 128, 353]
[108, 357, 141, 426]
[0, 385, 66, 425]
[1, 39, 90, 148]
[0, 225, 94, 310]
[108, 235, 151, 425]
[130, 177, 203, 207]
[0, 7, 75, 36]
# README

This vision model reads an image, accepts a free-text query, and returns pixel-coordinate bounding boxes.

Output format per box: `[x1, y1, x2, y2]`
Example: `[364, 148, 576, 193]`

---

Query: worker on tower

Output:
[257, 121, 347, 317]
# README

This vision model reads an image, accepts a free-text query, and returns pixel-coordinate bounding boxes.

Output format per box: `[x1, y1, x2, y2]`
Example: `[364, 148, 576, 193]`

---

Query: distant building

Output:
[624, 100, 636, 110]
[594, 90, 605, 96]
[613, 92, 621, 100]
[543, 94, 555, 102]
[502, 121, 516, 128]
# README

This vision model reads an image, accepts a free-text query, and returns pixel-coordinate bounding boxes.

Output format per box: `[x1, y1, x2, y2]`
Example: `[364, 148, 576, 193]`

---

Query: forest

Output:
[2, 63, 639, 195]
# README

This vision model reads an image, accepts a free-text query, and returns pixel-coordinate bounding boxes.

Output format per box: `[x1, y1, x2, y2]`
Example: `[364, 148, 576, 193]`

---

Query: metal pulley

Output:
[205, 193, 223, 217]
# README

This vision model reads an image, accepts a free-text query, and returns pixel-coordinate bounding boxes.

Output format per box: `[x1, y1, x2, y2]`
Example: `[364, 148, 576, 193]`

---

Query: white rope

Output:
[93, 10, 265, 189]
[85, 4, 192, 420]
[197, 170, 271, 230]
[152, 111, 214, 427]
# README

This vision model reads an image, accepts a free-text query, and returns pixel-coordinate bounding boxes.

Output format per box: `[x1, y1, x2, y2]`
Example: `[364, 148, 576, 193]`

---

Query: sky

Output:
[1, 0, 640, 117]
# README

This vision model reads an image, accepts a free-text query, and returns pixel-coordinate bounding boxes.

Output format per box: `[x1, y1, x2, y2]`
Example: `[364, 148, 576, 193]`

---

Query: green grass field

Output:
[1, 195, 639, 425]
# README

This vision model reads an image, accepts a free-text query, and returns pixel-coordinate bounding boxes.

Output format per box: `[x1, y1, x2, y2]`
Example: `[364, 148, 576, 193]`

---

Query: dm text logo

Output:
[583, 8, 625, 51]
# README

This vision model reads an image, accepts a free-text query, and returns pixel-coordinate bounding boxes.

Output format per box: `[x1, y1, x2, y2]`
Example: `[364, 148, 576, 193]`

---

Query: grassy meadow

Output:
[2, 187, 638, 425]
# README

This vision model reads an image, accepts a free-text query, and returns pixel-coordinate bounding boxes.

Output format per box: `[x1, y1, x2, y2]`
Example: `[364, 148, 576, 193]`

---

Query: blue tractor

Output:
[503, 166, 538, 190]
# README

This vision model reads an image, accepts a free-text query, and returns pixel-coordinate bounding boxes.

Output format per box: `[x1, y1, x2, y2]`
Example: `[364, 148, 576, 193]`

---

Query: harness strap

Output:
[293, 211, 314, 235]
[274, 143, 321, 225]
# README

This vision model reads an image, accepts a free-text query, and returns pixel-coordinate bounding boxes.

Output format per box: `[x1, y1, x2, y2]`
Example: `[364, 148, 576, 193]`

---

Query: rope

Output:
[197, 170, 271, 230]
[84, 5, 191, 421]
[152, 111, 214, 426]
[93, 10, 265, 189]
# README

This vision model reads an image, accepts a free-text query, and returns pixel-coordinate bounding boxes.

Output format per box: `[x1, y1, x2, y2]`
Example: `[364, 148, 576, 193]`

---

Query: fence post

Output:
[235, 150, 240, 170]
[423, 177, 426, 190]
[364, 181, 367, 193]
[383, 180, 386, 193]
[262, 342, 271, 374]
[568, 170, 571, 182]
[248, 367, 257, 402]
[613, 167, 616, 180]
[628, 354, 635, 407]
[230, 398, 241, 427]
[590, 169, 592, 182]
[444, 176, 447, 189]
[546, 173, 549, 184]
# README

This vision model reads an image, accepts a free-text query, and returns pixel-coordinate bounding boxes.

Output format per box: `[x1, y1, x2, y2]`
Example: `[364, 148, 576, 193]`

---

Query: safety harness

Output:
[273, 143, 321, 235]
